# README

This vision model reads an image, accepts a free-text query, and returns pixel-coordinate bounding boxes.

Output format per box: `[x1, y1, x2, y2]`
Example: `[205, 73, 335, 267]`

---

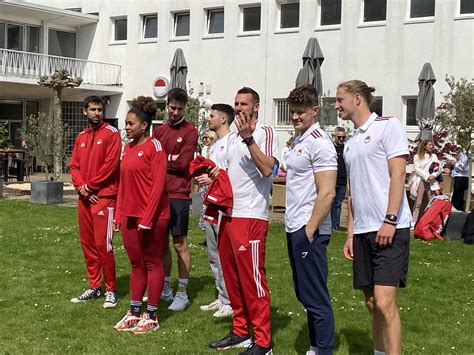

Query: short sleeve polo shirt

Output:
[285, 122, 338, 234]
[227, 122, 278, 220]
[209, 133, 230, 169]
[344, 113, 413, 234]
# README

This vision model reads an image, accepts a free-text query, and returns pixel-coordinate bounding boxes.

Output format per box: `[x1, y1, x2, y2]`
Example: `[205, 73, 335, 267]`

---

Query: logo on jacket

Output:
[364, 136, 371, 144]
[177, 137, 183, 143]
[80, 142, 86, 148]
[96, 139, 102, 145]
[297, 149, 303, 156]
[138, 151, 144, 157]
[301, 251, 308, 258]
[238, 245, 247, 252]
[220, 145, 224, 151]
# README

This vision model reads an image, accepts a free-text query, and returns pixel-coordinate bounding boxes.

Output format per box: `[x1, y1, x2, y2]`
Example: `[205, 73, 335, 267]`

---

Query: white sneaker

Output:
[103, 291, 118, 309]
[213, 304, 233, 318]
[200, 299, 222, 312]
[168, 291, 189, 311]
[161, 288, 173, 302]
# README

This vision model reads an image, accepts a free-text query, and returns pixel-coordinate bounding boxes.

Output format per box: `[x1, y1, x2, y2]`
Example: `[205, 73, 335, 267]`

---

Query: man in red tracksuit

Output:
[153, 88, 198, 311]
[70, 95, 121, 309]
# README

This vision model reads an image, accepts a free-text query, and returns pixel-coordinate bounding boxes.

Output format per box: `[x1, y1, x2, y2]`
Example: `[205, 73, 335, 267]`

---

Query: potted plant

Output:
[22, 69, 82, 204]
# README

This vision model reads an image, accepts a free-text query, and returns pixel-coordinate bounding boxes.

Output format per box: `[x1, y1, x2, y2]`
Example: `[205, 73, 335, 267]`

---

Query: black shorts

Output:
[353, 228, 410, 290]
[169, 199, 191, 237]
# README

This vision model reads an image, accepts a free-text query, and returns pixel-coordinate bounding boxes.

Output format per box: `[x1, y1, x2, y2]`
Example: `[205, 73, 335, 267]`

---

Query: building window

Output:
[371, 97, 383, 116]
[49, 29, 76, 58]
[7, 24, 23, 51]
[363, 0, 387, 22]
[113, 17, 127, 41]
[320, 0, 342, 26]
[274, 99, 291, 127]
[319, 98, 338, 127]
[207, 8, 224, 34]
[405, 97, 418, 126]
[242, 5, 261, 32]
[142, 14, 158, 39]
[279, 1, 299, 29]
[63, 101, 87, 155]
[410, 0, 435, 18]
[174, 12, 190, 37]
[27, 26, 39, 53]
[460, 0, 474, 14]
[0, 23, 5, 48]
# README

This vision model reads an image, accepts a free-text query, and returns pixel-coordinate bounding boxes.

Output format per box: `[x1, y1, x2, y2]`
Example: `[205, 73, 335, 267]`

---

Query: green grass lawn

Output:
[0, 200, 473, 354]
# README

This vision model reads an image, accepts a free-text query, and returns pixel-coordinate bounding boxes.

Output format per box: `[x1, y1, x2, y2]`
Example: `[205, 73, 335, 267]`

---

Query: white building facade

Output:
[1, 0, 473, 154]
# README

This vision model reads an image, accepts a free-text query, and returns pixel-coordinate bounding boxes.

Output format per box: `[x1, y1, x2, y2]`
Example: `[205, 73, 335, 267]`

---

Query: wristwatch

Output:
[242, 136, 255, 146]
[384, 214, 398, 226]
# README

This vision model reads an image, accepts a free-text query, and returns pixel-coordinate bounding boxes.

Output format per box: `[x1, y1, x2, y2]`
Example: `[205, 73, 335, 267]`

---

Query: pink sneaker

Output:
[114, 311, 141, 332]
[131, 313, 159, 334]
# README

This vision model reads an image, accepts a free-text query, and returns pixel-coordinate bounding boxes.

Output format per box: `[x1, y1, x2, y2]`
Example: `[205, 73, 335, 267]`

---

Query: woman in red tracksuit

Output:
[113, 96, 170, 334]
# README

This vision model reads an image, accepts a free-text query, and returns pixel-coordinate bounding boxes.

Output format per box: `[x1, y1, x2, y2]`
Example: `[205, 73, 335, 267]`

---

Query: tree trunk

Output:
[52, 87, 63, 181]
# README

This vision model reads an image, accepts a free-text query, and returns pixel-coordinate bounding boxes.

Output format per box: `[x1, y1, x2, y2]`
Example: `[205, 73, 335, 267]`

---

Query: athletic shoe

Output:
[114, 311, 141, 332]
[131, 313, 159, 334]
[209, 332, 251, 350]
[213, 304, 233, 318]
[239, 343, 273, 355]
[103, 291, 118, 309]
[168, 291, 189, 311]
[161, 287, 174, 302]
[70, 288, 102, 303]
[200, 299, 222, 312]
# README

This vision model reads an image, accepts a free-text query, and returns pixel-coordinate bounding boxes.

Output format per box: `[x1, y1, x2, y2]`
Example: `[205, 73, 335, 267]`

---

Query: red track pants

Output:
[77, 197, 116, 291]
[121, 217, 169, 306]
[218, 216, 271, 348]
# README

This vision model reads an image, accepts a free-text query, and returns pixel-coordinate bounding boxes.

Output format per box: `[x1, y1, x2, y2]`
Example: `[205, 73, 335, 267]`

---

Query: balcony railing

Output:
[0, 49, 122, 86]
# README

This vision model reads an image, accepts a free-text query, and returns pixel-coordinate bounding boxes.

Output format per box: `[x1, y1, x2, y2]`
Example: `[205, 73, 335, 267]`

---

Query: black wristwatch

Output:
[385, 214, 398, 223]
[242, 136, 255, 146]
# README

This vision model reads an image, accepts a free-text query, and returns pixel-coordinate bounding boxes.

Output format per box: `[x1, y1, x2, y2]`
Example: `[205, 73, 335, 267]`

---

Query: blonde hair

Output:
[337, 80, 376, 106]
[417, 140, 433, 160]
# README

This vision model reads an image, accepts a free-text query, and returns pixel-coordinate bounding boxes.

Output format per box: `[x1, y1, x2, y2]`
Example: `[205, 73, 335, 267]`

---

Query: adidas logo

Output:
[97, 211, 105, 216]
[238, 245, 247, 252]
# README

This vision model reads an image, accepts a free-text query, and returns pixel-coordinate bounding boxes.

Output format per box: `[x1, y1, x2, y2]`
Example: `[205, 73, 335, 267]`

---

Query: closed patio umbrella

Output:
[295, 37, 324, 96]
[170, 48, 188, 90]
[415, 63, 436, 141]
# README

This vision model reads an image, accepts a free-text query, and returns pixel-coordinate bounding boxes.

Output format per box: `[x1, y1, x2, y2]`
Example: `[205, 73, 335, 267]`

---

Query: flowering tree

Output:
[434, 76, 474, 210]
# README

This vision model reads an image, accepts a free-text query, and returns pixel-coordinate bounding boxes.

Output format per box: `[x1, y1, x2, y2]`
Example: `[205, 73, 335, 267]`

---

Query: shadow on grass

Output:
[340, 327, 372, 354]
[294, 323, 342, 354]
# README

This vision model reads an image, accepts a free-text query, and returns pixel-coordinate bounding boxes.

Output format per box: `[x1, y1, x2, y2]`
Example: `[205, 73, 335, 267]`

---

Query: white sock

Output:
[164, 277, 171, 289]
[374, 350, 385, 355]
[307, 346, 318, 355]
[177, 278, 188, 293]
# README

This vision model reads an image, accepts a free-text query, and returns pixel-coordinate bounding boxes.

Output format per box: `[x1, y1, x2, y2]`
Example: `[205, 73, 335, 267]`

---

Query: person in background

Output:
[201, 130, 216, 159]
[280, 137, 294, 173]
[331, 126, 347, 231]
[450, 147, 469, 211]
[411, 140, 441, 223]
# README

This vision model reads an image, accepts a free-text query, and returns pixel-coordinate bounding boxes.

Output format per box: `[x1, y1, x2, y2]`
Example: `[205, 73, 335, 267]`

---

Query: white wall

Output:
[18, 0, 474, 150]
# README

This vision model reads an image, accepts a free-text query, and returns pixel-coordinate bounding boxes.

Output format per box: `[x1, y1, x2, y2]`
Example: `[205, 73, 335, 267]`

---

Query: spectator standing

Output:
[410, 140, 441, 223]
[450, 149, 469, 210]
[331, 126, 347, 230]
[153, 88, 198, 311]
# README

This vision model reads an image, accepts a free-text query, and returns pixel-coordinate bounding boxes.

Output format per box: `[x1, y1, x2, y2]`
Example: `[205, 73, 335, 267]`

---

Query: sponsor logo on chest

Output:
[96, 139, 102, 145]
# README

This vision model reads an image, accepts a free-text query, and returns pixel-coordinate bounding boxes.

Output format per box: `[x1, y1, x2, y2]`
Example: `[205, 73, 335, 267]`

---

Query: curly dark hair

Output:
[286, 84, 319, 107]
[129, 96, 157, 133]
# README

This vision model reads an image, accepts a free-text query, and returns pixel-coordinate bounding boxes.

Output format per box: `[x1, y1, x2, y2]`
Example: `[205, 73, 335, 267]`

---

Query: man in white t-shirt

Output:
[285, 85, 337, 355]
[209, 87, 278, 355]
[337, 80, 412, 355]
[195, 104, 235, 318]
